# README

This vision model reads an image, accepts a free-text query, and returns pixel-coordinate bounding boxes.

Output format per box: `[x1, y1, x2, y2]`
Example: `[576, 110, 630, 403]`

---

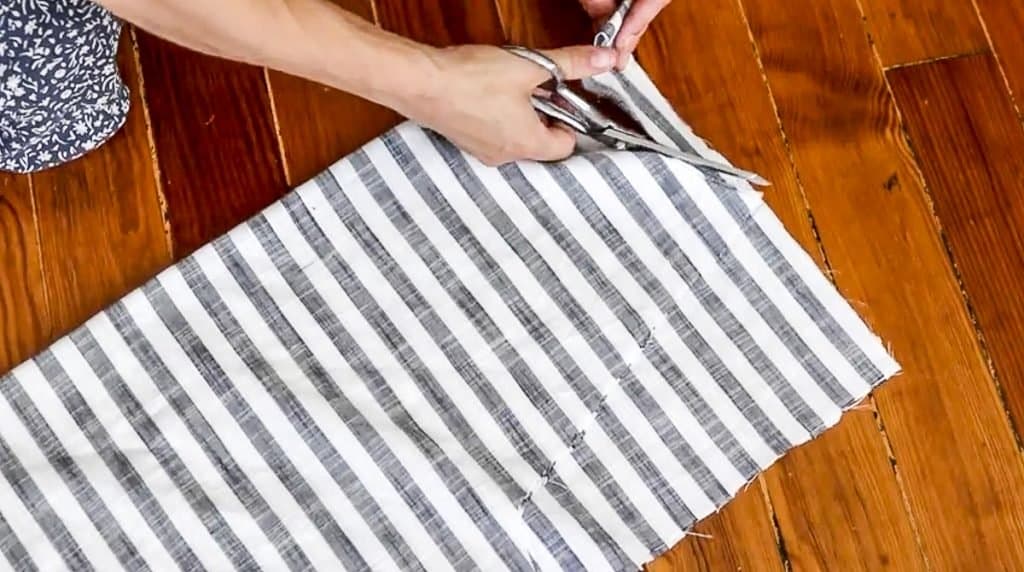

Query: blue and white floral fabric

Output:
[0, 0, 128, 173]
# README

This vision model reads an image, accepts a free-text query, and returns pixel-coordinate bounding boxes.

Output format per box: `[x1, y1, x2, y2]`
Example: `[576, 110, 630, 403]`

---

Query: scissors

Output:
[503, 24, 770, 186]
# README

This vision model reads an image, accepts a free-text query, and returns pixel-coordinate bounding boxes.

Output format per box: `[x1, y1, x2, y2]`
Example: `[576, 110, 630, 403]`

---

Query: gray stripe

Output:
[323, 157, 663, 560]
[0, 436, 92, 571]
[325, 158, 669, 556]
[0, 377, 149, 571]
[194, 244, 430, 572]
[34, 350, 203, 571]
[614, 72, 884, 391]
[498, 155, 743, 494]
[423, 134, 699, 536]
[635, 153, 854, 407]
[105, 300, 312, 572]
[500, 154, 765, 478]
[252, 209, 538, 571]
[72, 327, 258, 571]
[565, 152, 822, 440]
[0, 508, 37, 572]
[356, 138, 637, 566]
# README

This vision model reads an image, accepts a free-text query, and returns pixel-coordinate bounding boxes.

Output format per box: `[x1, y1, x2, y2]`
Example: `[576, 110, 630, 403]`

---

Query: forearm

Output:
[97, 0, 441, 112]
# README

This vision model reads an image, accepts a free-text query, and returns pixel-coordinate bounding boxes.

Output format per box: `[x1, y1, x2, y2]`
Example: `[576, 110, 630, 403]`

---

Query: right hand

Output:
[399, 44, 617, 166]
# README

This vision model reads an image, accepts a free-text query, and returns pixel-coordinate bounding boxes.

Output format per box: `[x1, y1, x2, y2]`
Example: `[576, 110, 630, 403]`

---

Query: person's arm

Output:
[96, 0, 618, 165]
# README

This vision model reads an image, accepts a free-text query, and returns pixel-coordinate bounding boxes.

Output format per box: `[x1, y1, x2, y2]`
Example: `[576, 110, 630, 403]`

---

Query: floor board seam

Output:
[129, 26, 175, 262]
[883, 49, 991, 72]
[969, 0, 1024, 127]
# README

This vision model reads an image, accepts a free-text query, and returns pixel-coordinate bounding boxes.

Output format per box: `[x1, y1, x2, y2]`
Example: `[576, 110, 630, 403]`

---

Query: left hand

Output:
[578, 0, 672, 69]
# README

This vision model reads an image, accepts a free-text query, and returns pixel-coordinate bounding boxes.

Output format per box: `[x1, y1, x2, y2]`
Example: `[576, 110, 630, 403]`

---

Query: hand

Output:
[579, 0, 672, 68]
[401, 44, 617, 166]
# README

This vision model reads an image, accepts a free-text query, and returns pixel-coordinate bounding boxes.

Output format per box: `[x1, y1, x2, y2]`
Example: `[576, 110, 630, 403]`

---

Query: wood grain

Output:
[856, 0, 987, 67]
[643, 487, 785, 572]
[494, 1, 786, 569]
[494, 0, 592, 49]
[889, 53, 1024, 456]
[742, 0, 1024, 567]
[31, 34, 170, 336]
[974, 0, 1024, 117]
[266, 0, 402, 186]
[636, 1, 924, 569]
[0, 175, 49, 375]
[134, 30, 287, 258]
[374, 0, 504, 46]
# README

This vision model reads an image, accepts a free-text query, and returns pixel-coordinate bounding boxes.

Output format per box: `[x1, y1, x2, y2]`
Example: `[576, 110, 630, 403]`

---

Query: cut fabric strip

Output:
[0, 62, 899, 572]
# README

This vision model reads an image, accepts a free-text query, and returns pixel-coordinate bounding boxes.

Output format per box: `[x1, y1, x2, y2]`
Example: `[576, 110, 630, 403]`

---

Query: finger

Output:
[538, 45, 617, 81]
[579, 0, 617, 17]
[616, 0, 670, 46]
[616, 23, 647, 68]
[527, 124, 577, 162]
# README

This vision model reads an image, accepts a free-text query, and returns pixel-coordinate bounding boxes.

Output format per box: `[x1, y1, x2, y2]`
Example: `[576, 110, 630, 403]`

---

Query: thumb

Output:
[527, 124, 578, 162]
[540, 45, 618, 81]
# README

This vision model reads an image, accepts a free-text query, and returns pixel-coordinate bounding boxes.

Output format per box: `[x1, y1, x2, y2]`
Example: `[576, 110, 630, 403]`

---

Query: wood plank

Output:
[0, 175, 49, 375]
[856, 0, 987, 67]
[494, 1, 786, 569]
[493, 0, 592, 49]
[635, 1, 924, 569]
[374, 0, 504, 46]
[642, 488, 785, 572]
[266, 0, 402, 186]
[974, 0, 1024, 117]
[742, 0, 1024, 567]
[31, 33, 171, 335]
[134, 30, 287, 258]
[888, 53, 1024, 457]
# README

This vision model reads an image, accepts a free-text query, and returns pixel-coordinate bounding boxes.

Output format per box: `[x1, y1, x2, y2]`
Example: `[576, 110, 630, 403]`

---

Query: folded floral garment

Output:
[0, 62, 899, 572]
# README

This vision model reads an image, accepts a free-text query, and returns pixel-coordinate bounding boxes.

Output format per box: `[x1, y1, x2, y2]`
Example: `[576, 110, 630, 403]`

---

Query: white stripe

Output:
[749, 207, 900, 378]
[0, 455, 63, 571]
[529, 492, 616, 572]
[0, 550, 14, 572]
[464, 140, 741, 510]
[356, 138, 650, 563]
[597, 70, 880, 400]
[14, 358, 179, 572]
[564, 155, 816, 450]
[511, 153, 758, 489]
[441, 138, 702, 539]
[122, 284, 341, 568]
[194, 233, 439, 572]
[261, 194, 518, 572]
[87, 309, 291, 571]
[157, 261, 380, 571]
[53, 326, 235, 571]
[337, 143, 682, 548]
[0, 394, 122, 571]
[624, 154, 856, 420]
[372, 130, 692, 557]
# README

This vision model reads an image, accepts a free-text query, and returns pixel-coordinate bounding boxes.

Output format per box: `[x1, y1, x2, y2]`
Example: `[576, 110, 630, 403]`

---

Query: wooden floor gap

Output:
[969, 0, 1024, 127]
[883, 49, 991, 72]
[129, 26, 175, 262]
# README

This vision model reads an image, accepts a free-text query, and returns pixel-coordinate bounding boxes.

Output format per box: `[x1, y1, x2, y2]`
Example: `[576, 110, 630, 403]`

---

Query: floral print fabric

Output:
[0, 0, 128, 173]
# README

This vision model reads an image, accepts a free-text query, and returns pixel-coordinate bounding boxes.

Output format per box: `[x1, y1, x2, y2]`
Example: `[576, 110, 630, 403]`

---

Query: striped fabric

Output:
[0, 62, 898, 572]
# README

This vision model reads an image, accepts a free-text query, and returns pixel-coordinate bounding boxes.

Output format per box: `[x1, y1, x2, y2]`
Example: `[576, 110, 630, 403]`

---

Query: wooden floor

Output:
[2, 0, 1024, 569]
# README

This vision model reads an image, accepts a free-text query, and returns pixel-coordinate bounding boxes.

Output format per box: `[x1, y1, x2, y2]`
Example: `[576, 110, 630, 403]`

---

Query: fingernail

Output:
[591, 49, 616, 69]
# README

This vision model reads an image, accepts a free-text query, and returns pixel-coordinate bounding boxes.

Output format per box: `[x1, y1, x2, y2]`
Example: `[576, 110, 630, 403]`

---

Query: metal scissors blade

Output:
[503, 46, 771, 186]
[601, 128, 772, 186]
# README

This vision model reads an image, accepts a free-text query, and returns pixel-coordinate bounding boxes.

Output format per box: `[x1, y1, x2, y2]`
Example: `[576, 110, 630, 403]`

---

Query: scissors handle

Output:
[529, 96, 590, 133]
[594, 0, 634, 47]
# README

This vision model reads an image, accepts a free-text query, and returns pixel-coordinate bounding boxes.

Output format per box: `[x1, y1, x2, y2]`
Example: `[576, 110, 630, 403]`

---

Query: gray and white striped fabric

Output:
[0, 63, 899, 572]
